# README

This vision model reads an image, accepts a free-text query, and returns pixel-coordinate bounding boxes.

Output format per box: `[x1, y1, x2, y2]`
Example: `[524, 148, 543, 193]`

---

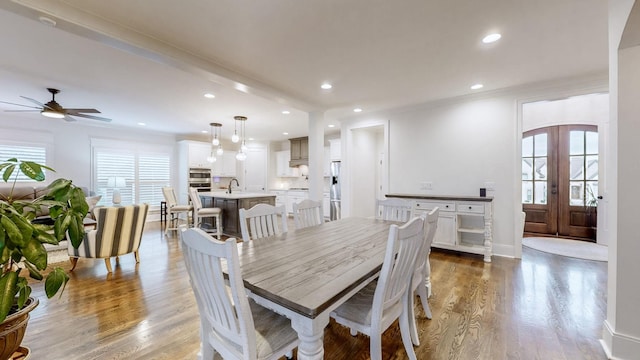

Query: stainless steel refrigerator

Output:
[330, 161, 341, 220]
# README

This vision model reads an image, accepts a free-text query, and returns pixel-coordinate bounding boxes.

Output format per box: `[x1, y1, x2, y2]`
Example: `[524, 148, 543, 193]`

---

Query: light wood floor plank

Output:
[22, 221, 608, 359]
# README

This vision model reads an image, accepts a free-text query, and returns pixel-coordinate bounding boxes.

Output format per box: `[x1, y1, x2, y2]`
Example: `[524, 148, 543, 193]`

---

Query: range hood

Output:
[289, 136, 308, 167]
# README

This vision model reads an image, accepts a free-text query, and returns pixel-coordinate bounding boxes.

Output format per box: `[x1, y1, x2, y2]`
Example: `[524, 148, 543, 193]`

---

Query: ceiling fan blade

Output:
[63, 115, 77, 122]
[0, 100, 41, 109]
[68, 113, 112, 122]
[5, 110, 40, 112]
[64, 108, 101, 114]
[20, 96, 48, 109]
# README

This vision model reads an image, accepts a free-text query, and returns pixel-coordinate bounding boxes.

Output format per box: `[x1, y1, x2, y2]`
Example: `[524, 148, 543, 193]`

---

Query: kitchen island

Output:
[198, 192, 276, 239]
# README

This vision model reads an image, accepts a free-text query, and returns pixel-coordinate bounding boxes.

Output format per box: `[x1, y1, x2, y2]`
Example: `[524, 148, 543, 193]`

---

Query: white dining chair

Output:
[180, 228, 299, 359]
[330, 216, 424, 360]
[408, 207, 439, 346]
[239, 203, 288, 241]
[162, 187, 193, 235]
[188, 187, 222, 239]
[375, 198, 413, 222]
[292, 199, 324, 229]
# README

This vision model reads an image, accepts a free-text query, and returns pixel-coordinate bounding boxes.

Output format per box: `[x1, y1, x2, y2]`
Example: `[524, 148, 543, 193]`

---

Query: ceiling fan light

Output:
[41, 110, 65, 119]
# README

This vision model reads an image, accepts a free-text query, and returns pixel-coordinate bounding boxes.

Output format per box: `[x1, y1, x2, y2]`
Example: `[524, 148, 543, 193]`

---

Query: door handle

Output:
[597, 196, 603, 199]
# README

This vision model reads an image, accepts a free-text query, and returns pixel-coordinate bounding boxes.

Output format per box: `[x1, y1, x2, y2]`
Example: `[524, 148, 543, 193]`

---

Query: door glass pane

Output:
[534, 157, 547, 180]
[570, 155, 585, 180]
[569, 181, 584, 206]
[534, 134, 547, 156]
[586, 131, 598, 154]
[569, 130, 585, 155]
[586, 155, 598, 180]
[522, 181, 533, 204]
[522, 158, 533, 180]
[586, 181, 598, 206]
[534, 181, 547, 204]
[522, 136, 533, 157]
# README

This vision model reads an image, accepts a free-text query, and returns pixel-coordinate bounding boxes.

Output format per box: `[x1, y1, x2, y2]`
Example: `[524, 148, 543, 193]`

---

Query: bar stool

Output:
[188, 187, 222, 239]
[162, 187, 193, 235]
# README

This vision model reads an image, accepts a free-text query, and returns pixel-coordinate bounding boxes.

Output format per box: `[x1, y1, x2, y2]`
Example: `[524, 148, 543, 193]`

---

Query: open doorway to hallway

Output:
[521, 93, 608, 242]
[350, 125, 385, 218]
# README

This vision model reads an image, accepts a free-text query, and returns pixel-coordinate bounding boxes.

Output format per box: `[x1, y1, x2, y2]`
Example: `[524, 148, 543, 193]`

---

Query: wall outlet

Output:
[420, 182, 433, 190]
[484, 182, 496, 191]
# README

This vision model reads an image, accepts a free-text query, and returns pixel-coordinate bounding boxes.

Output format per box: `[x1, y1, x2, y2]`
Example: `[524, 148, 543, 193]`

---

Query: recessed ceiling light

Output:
[249, 137, 255, 141]
[201, 130, 208, 133]
[204, 93, 215, 99]
[321, 83, 332, 90]
[138, 122, 146, 126]
[482, 33, 501, 44]
[282, 110, 290, 115]
[470, 84, 484, 90]
[328, 124, 335, 128]
[353, 108, 362, 113]
[283, 132, 289, 135]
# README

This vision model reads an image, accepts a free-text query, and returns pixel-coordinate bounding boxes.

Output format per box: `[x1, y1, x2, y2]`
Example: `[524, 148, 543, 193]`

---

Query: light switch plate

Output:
[420, 182, 433, 190]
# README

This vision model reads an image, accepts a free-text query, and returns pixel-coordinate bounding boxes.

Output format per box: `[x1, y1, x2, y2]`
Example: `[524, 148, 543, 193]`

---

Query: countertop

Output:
[386, 194, 494, 202]
[199, 192, 276, 199]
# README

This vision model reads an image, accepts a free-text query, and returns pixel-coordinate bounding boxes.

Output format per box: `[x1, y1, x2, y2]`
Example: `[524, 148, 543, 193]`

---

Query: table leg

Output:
[290, 312, 329, 360]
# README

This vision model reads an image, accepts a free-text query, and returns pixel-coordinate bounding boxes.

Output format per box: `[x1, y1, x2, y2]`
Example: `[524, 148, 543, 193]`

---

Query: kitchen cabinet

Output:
[286, 190, 308, 214]
[212, 151, 237, 177]
[329, 139, 341, 161]
[289, 137, 308, 166]
[272, 190, 287, 209]
[389, 195, 494, 262]
[276, 150, 299, 177]
[189, 142, 212, 169]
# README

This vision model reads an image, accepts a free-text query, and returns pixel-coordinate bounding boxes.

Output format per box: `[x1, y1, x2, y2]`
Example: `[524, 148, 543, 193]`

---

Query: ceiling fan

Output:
[0, 88, 112, 122]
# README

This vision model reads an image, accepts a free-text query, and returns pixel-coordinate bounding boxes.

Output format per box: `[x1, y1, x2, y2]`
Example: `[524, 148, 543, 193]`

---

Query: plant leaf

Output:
[19, 161, 45, 181]
[70, 188, 89, 215]
[16, 278, 30, 309]
[0, 215, 23, 246]
[2, 164, 15, 182]
[22, 237, 47, 271]
[45, 268, 69, 299]
[23, 260, 43, 281]
[0, 271, 19, 323]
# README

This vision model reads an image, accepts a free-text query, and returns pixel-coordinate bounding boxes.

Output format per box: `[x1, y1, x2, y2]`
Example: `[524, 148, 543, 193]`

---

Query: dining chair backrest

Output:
[162, 187, 178, 208]
[376, 198, 412, 222]
[373, 216, 424, 330]
[180, 228, 257, 359]
[293, 199, 324, 229]
[416, 207, 439, 278]
[239, 203, 288, 241]
[188, 187, 203, 210]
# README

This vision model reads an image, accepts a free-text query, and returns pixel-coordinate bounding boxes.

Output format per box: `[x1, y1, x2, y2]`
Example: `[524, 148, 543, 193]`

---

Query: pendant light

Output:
[208, 122, 223, 162]
[234, 116, 248, 161]
[232, 117, 240, 143]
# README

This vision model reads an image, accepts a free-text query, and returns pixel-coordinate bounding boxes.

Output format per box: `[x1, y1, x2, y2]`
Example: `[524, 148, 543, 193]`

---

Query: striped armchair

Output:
[68, 204, 149, 273]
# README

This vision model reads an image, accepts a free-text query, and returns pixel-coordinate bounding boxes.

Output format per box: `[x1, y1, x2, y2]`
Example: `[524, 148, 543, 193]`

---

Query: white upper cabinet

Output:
[187, 141, 212, 169]
[329, 139, 341, 161]
[212, 151, 237, 177]
[276, 150, 299, 177]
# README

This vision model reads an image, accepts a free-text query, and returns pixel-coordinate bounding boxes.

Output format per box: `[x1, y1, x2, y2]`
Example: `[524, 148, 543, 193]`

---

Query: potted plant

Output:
[0, 158, 88, 359]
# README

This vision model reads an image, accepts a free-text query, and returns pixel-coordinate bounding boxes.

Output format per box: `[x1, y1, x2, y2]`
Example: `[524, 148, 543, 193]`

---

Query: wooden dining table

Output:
[234, 217, 397, 360]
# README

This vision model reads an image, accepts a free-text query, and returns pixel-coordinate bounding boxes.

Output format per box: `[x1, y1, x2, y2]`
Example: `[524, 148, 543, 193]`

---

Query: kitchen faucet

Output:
[228, 178, 240, 194]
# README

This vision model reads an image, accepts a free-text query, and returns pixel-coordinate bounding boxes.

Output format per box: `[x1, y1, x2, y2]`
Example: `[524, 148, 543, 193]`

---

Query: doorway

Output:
[522, 125, 598, 241]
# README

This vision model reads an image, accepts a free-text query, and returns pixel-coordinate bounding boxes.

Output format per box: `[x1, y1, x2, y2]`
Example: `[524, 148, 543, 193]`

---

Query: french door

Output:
[522, 125, 598, 241]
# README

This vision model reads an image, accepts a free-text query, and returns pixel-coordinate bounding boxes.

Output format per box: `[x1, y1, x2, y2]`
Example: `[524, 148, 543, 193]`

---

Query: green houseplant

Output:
[0, 158, 88, 357]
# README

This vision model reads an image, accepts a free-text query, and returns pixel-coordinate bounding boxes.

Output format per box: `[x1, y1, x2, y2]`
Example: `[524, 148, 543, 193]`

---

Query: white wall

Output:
[522, 93, 609, 132]
[341, 76, 607, 259]
[602, 1, 640, 357]
[0, 114, 176, 190]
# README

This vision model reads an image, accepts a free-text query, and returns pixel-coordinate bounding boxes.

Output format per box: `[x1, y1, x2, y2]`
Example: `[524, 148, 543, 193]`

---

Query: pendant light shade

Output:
[208, 122, 223, 162]
[234, 116, 248, 161]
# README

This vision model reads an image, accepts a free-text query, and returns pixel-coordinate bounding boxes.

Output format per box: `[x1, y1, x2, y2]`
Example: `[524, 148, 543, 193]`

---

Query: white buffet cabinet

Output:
[387, 194, 494, 262]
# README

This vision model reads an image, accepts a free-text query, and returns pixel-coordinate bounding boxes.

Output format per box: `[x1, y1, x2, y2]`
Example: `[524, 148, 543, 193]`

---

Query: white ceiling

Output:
[0, 0, 608, 142]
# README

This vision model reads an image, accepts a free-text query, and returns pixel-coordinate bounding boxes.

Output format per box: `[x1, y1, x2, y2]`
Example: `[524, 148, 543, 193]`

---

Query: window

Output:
[522, 133, 547, 205]
[0, 144, 47, 182]
[92, 139, 171, 208]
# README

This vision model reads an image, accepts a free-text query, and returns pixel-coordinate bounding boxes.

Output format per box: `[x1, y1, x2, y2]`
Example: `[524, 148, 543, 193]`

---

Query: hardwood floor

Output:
[23, 221, 608, 359]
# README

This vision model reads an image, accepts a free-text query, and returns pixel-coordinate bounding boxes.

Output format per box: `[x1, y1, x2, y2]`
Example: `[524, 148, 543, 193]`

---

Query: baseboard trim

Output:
[601, 319, 640, 359]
